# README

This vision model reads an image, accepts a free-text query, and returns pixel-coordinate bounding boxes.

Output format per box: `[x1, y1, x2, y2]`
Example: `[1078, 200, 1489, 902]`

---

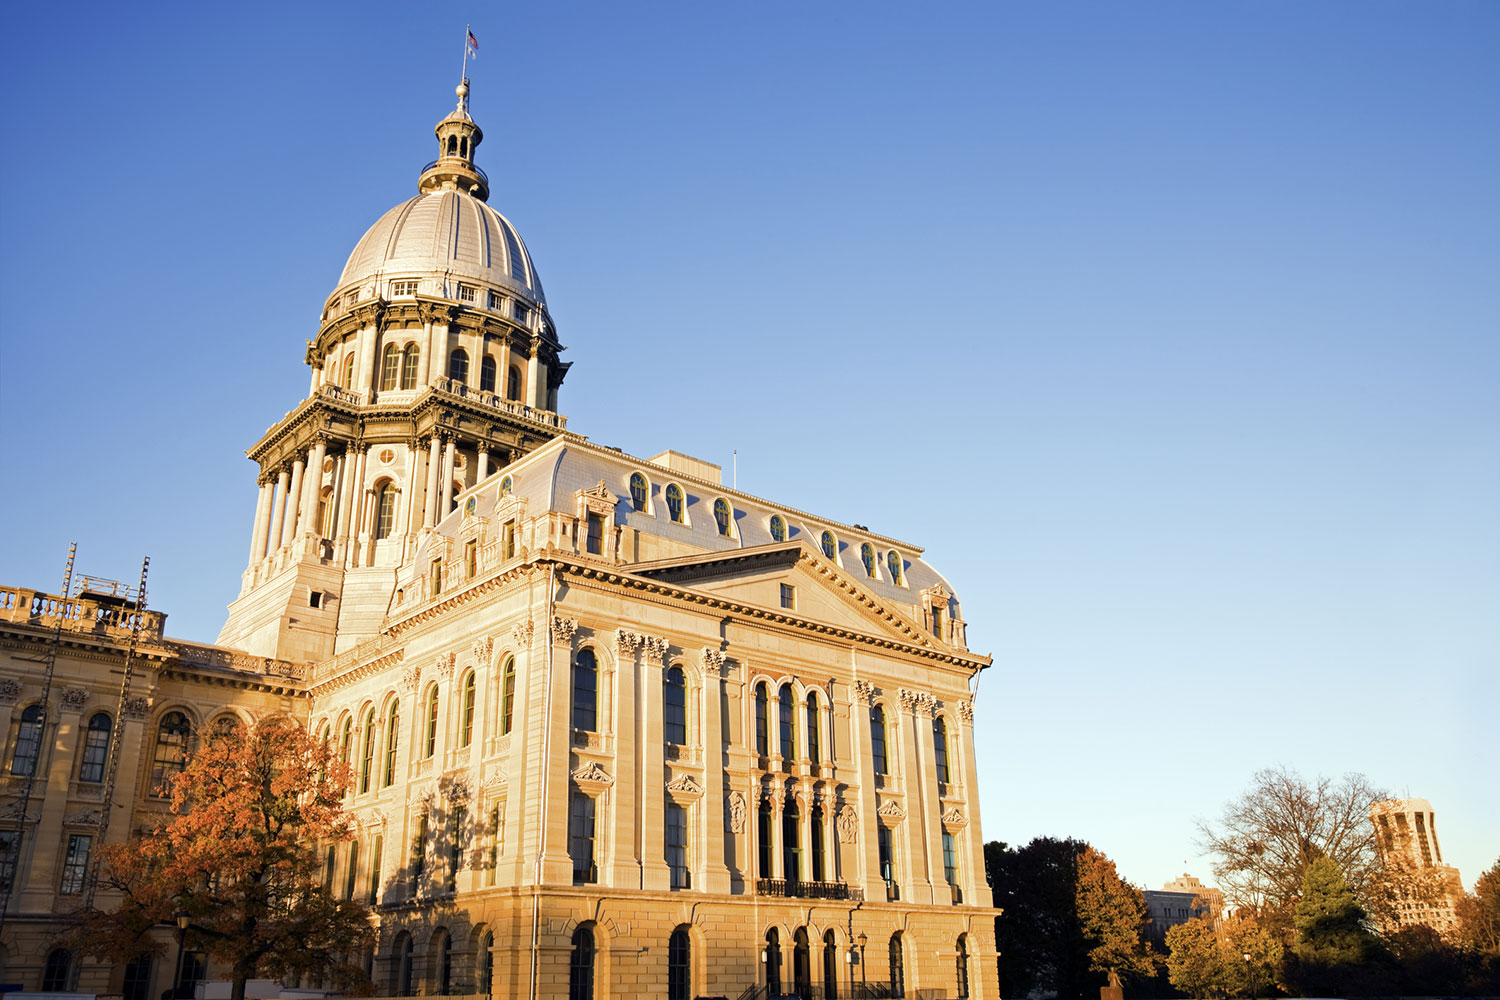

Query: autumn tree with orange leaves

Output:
[72, 716, 373, 1000]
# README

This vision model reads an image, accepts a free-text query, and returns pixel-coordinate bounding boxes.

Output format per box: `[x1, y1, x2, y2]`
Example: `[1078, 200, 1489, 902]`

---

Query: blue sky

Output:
[2, 2, 1496, 891]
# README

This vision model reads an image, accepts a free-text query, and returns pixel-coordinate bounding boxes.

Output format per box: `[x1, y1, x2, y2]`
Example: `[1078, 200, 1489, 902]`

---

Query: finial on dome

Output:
[456, 79, 470, 113]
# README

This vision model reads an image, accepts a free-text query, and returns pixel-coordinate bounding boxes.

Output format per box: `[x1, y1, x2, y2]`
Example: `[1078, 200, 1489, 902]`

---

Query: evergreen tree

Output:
[1287, 857, 1390, 995]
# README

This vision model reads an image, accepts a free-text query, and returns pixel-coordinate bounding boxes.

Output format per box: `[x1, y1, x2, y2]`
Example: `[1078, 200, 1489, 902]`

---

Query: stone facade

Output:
[1369, 797, 1464, 938]
[0, 78, 998, 1000]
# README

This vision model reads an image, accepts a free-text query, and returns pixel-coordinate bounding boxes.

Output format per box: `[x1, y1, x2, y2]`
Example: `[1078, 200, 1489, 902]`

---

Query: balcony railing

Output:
[755, 878, 863, 901]
[431, 377, 567, 429]
[420, 160, 490, 187]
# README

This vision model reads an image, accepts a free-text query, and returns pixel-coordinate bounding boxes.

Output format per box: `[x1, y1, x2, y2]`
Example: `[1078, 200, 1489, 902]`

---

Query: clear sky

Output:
[2, 1, 1495, 893]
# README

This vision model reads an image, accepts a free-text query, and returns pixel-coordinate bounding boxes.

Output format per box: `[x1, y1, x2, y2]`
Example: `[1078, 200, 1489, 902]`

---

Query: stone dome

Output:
[333, 190, 547, 308]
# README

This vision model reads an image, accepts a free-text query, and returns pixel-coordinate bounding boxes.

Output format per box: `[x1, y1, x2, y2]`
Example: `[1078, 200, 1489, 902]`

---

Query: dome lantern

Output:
[418, 78, 489, 201]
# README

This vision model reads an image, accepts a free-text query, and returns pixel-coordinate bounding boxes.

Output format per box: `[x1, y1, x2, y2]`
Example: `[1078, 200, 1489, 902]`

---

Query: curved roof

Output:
[334, 190, 546, 307]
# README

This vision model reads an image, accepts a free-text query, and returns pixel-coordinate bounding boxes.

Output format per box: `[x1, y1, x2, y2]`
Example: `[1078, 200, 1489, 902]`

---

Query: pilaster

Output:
[281, 455, 306, 543]
[267, 465, 290, 552]
[700, 647, 732, 893]
[18, 694, 83, 910]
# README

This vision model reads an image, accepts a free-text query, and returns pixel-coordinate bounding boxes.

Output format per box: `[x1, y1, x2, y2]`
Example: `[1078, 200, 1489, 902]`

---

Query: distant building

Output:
[1370, 797, 1465, 937]
[1143, 874, 1223, 945]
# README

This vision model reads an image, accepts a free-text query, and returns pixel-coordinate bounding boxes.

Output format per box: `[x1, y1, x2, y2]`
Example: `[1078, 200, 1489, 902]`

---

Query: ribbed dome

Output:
[333, 190, 546, 308]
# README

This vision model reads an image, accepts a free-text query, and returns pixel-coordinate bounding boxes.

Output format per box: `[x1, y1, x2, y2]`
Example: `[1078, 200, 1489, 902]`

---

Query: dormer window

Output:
[458, 284, 477, 303]
[713, 498, 731, 536]
[770, 515, 787, 542]
[665, 484, 685, 523]
[344, 290, 360, 307]
[391, 279, 419, 298]
[861, 543, 876, 578]
[820, 531, 837, 560]
[629, 473, 648, 512]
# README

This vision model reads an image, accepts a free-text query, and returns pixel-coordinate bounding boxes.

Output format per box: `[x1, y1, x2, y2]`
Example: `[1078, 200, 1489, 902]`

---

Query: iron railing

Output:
[756, 878, 862, 901]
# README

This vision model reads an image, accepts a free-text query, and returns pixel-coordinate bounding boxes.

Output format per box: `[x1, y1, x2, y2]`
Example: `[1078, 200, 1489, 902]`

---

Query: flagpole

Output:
[461, 23, 469, 82]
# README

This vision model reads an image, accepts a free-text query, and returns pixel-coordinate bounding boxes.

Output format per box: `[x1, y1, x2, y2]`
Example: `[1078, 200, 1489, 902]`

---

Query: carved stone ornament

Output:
[877, 799, 907, 822]
[576, 480, 616, 517]
[1, 802, 37, 822]
[64, 808, 103, 827]
[60, 688, 90, 712]
[435, 651, 457, 680]
[851, 679, 875, 705]
[701, 647, 726, 672]
[511, 619, 534, 648]
[899, 688, 920, 712]
[665, 774, 703, 798]
[550, 616, 577, 645]
[123, 695, 149, 719]
[366, 808, 388, 829]
[922, 584, 953, 607]
[915, 691, 938, 717]
[727, 791, 747, 834]
[615, 630, 643, 654]
[571, 761, 613, 791]
[643, 635, 669, 660]
[941, 808, 968, 829]
[399, 664, 423, 692]
[957, 699, 974, 725]
[0, 679, 20, 704]
[471, 636, 493, 664]
[411, 790, 436, 813]
[483, 768, 510, 789]
[837, 804, 858, 844]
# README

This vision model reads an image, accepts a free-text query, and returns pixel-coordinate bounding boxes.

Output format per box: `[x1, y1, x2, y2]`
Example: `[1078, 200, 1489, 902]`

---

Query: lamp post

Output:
[858, 932, 867, 992]
[1244, 952, 1253, 1000]
[172, 910, 191, 1000]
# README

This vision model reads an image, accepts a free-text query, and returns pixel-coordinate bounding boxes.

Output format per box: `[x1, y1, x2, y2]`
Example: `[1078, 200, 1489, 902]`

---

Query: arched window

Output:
[887, 550, 902, 584]
[783, 796, 802, 882]
[342, 353, 354, 389]
[793, 928, 812, 999]
[507, 365, 522, 401]
[956, 935, 970, 998]
[569, 925, 595, 1000]
[446, 135, 458, 156]
[380, 344, 400, 391]
[778, 684, 795, 760]
[344, 837, 360, 899]
[11, 704, 43, 776]
[861, 542, 876, 577]
[448, 349, 469, 384]
[383, 700, 399, 786]
[500, 656, 516, 735]
[477, 930, 494, 995]
[42, 948, 71, 991]
[770, 515, 787, 542]
[375, 482, 397, 540]
[665, 483, 684, 523]
[713, 498, 731, 536]
[423, 686, 439, 759]
[822, 930, 838, 1000]
[754, 682, 769, 756]
[500, 475, 513, 497]
[360, 707, 376, 792]
[480, 355, 497, 392]
[805, 691, 820, 763]
[663, 666, 687, 745]
[459, 137, 468, 158]
[396, 934, 414, 996]
[79, 711, 112, 783]
[437, 930, 453, 994]
[811, 802, 825, 882]
[460, 671, 476, 747]
[765, 929, 782, 995]
[400, 344, 419, 389]
[339, 715, 353, 765]
[629, 473, 648, 511]
[572, 648, 597, 732]
[889, 933, 905, 997]
[122, 955, 153, 1000]
[934, 715, 950, 784]
[150, 711, 191, 796]
[369, 833, 383, 904]
[668, 926, 692, 1000]
[871, 705, 888, 776]
[757, 799, 773, 877]
[820, 530, 836, 560]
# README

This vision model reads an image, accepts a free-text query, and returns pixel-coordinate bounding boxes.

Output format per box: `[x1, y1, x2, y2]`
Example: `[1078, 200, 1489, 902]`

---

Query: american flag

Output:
[466, 30, 479, 58]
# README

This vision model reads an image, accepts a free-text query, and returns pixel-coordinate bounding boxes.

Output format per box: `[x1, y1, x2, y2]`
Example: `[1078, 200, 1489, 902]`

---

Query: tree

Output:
[1164, 911, 1281, 998]
[1198, 766, 1384, 925]
[1456, 858, 1500, 956]
[1164, 917, 1223, 997]
[73, 716, 374, 1000]
[1075, 846, 1157, 985]
[1285, 857, 1390, 995]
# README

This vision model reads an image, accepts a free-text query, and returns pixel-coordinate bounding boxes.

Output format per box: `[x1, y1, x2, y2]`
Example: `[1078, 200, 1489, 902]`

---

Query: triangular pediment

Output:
[631, 542, 930, 646]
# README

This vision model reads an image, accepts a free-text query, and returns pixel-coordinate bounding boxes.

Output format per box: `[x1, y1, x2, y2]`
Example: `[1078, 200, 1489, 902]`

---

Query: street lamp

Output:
[173, 910, 191, 1000]
[858, 932, 868, 992]
[1243, 952, 1254, 1000]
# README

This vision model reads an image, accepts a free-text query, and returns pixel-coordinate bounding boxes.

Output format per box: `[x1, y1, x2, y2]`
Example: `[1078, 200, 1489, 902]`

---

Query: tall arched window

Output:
[360, 707, 376, 793]
[477, 930, 494, 995]
[782, 796, 802, 882]
[805, 691, 820, 763]
[375, 482, 396, 540]
[344, 838, 360, 899]
[810, 803, 825, 882]
[668, 927, 692, 1000]
[793, 928, 812, 999]
[10, 705, 43, 776]
[822, 930, 838, 1000]
[889, 933, 906, 997]
[861, 542, 876, 577]
[778, 684, 795, 760]
[42, 949, 72, 991]
[369, 833, 383, 904]
[79, 712, 112, 783]
[572, 648, 597, 732]
[339, 715, 353, 765]
[663, 666, 686, 745]
[757, 799, 773, 877]
[629, 473, 647, 511]
[423, 686, 439, 759]
[943, 830, 960, 898]
[934, 715, 950, 784]
[380, 344, 400, 391]
[448, 349, 469, 384]
[713, 497, 731, 536]
[665, 483, 684, 523]
[500, 656, 516, 735]
[396, 934, 414, 996]
[480, 355, 497, 392]
[400, 344, 419, 389]
[568, 925, 595, 1000]
[754, 683, 769, 756]
[887, 550, 902, 584]
[507, 365, 522, 401]
[765, 929, 781, 995]
[437, 930, 453, 994]
[383, 700, 399, 786]
[342, 353, 354, 389]
[150, 711, 191, 796]
[460, 671, 476, 748]
[871, 705, 888, 776]
[956, 935, 970, 998]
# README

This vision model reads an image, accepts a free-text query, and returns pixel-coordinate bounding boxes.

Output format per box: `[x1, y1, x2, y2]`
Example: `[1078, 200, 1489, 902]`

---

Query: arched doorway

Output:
[668, 926, 692, 1000]
[889, 932, 905, 998]
[569, 925, 595, 1000]
[765, 928, 782, 995]
[822, 930, 838, 999]
[793, 927, 812, 1000]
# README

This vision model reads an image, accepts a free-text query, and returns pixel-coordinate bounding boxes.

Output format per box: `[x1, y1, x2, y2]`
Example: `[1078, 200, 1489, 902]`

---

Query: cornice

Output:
[384, 561, 544, 640]
[307, 647, 406, 698]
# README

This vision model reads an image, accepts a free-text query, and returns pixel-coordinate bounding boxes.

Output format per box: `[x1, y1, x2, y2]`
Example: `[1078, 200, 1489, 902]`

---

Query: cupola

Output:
[418, 79, 489, 202]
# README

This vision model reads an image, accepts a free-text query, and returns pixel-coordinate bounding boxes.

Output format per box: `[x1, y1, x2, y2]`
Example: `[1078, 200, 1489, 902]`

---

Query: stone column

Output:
[639, 636, 670, 891]
[428, 322, 447, 384]
[475, 442, 490, 483]
[248, 475, 274, 567]
[402, 437, 423, 542]
[440, 436, 457, 518]
[525, 338, 543, 410]
[798, 783, 814, 884]
[305, 437, 328, 537]
[339, 445, 367, 560]
[609, 632, 642, 886]
[769, 794, 784, 881]
[539, 618, 578, 885]
[423, 434, 442, 529]
[281, 455, 306, 543]
[266, 465, 290, 553]
[899, 689, 936, 902]
[849, 678, 883, 899]
[357, 323, 379, 396]
[956, 699, 985, 907]
[495, 339, 513, 401]
[700, 649, 731, 893]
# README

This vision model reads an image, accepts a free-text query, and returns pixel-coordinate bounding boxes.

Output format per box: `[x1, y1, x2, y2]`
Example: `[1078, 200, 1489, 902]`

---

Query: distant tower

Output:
[1369, 797, 1465, 936]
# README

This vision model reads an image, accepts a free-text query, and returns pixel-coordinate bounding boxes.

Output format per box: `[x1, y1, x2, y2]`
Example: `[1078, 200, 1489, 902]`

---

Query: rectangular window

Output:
[446, 806, 465, 892]
[513, 302, 530, 326]
[932, 607, 944, 639]
[878, 825, 896, 886]
[666, 800, 689, 890]
[458, 284, 477, 302]
[344, 290, 360, 307]
[465, 539, 478, 578]
[569, 791, 597, 884]
[504, 520, 517, 559]
[488, 804, 502, 885]
[323, 844, 336, 890]
[488, 290, 505, 311]
[60, 834, 92, 895]
[368, 834, 383, 905]
[585, 512, 604, 555]
[943, 830, 958, 887]
[411, 814, 428, 880]
[780, 583, 795, 609]
[0, 830, 21, 892]
[391, 279, 419, 297]
[431, 558, 443, 596]
[344, 839, 360, 900]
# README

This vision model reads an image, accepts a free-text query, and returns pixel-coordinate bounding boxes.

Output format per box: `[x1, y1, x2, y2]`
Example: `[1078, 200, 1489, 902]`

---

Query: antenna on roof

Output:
[733, 450, 738, 490]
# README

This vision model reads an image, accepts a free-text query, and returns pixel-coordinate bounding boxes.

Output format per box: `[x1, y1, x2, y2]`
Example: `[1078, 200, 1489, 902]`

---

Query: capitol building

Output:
[0, 78, 998, 1000]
